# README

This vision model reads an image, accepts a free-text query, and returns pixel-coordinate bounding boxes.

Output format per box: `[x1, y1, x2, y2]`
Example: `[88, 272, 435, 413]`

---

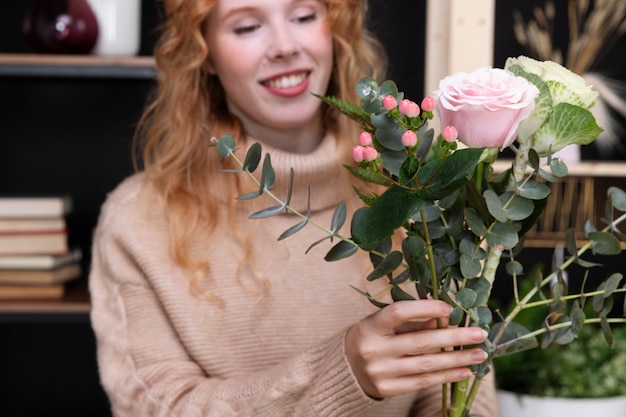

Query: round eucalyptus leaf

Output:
[456, 288, 478, 308]
[484, 189, 507, 223]
[460, 253, 481, 278]
[609, 186, 626, 212]
[517, 180, 551, 200]
[501, 192, 534, 221]
[588, 231, 622, 255]
[486, 221, 519, 249]
[465, 207, 488, 236]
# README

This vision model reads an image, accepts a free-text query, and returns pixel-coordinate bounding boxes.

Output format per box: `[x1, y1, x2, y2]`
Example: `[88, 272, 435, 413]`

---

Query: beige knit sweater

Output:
[89, 134, 499, 417]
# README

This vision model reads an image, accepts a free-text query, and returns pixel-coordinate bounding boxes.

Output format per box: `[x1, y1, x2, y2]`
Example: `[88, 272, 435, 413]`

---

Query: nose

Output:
[267, 23, 300, 60]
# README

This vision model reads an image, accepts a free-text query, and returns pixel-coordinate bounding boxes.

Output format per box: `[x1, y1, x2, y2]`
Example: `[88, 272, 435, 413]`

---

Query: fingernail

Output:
[442, 304, 454, 315]
[471, 328, 488, 342]
[472, 350, 488, 361]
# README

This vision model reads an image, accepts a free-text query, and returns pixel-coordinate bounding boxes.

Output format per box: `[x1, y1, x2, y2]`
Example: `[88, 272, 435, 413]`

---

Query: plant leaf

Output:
[243, 142, 262, 172]
[352, 185, 425, 245]
[325, 240, 359, 261]
[217, 134, 236, 159]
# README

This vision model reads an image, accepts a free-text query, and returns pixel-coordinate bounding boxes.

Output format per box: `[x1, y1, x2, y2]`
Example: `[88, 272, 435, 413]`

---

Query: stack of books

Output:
[0, 196, 82, 300]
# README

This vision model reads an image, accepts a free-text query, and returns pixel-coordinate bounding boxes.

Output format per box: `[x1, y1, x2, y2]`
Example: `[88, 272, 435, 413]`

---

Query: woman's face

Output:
[206, 0, 334, 148]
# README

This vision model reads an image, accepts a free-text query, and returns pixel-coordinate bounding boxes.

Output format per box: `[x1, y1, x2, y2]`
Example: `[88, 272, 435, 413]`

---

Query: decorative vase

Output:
[86, 0, 142, 56]
[498, 390, 626, 417]
[23, 0, 99, 54]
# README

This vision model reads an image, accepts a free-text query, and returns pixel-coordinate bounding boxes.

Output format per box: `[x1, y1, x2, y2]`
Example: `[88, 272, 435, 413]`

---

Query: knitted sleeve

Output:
[89, 221, 381, 417]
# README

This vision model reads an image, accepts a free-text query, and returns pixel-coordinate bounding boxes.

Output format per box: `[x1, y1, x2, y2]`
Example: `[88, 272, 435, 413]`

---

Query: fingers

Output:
[390, 326, 488, 356]
[346, 300, 491, 400]
[369, 300, 453, 335]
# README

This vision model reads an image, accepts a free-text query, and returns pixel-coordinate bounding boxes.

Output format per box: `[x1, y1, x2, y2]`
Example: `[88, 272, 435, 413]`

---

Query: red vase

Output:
[23, 0, 99, 54]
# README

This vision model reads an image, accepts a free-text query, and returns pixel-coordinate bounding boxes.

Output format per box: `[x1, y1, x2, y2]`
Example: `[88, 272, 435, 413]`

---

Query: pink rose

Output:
[434, 67, 539, 149]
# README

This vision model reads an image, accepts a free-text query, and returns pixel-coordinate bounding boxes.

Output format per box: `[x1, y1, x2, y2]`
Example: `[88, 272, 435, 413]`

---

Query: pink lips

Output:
[261, 71, 311, 97]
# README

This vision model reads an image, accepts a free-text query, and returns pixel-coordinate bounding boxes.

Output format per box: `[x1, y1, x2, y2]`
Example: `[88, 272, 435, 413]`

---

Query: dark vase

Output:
[23, 0, 99, 54]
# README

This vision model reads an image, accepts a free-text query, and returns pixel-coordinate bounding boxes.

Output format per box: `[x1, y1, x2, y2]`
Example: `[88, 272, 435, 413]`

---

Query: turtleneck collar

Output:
[243, 133, 350, 213]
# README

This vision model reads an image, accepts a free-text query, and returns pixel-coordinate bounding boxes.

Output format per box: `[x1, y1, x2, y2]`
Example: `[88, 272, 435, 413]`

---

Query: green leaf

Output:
[352, 185, 424, 245]
[456, 288, 478, 308]
[278, 217, 308, 240]
[416, 148, 484, 200]
[505, 260, 523, 276]
[609, 187, 626, 212]
[325, 240, 359, 261]
[380, 150, 407, 178]
[600, 316, 614, 347]
[330, 202, 347, 234]
[343, 164, 393, 186]
[449, 307, 464, 326]
[391, 285, 416, 301]
[588, 231, 622, 255]
[399, 155, 420, 185]
[260, 153, 275, 192]
[380, 79, 399, 97]
[516, 180, 551, 200]
[243, 142, 262, 172]
[376, 126, 405, 151]
[465, 208, 488, 237]
[466, 277, 491, 306]
[460, 254, 482, 278]
[366, 251, 403, 281]
[249, 205, 284, 219]
[350, 285, 389, 309]
[217, 134, 236, 159]
[531, 103, 604, 155]
[278, 189, 311, 241]
[486, 221, 519, 249]
[570, 301, 585, 334]
[484, 190, 507, 223]
[549, 158, 568, 177]
[491, 322, 539, 358]
[502, 193, 534, 221]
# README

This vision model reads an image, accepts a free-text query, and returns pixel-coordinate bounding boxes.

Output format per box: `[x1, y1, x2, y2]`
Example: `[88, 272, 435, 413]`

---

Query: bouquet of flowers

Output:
[213, 55, 626, 417]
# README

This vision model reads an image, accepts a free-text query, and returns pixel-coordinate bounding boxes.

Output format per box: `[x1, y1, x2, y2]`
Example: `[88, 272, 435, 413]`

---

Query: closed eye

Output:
[294, 13, 317, 24]
[233, 23, 261, 35]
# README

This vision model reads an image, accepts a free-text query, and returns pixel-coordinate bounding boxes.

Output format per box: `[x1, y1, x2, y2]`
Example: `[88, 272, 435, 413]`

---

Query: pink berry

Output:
[358, 131, 373, 147]
[421, 96, 436, 112]
[442, 125, 459, 142]
[402, 130, 418, 147]
[352, 145, 365, 163]
[398, 99, 420, 118]
[382, 95, 398, 111]
[362, 146, 378, 162]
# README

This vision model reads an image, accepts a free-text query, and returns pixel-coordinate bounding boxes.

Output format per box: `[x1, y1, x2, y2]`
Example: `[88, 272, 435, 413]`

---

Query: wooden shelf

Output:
[493, 160, 626, 177]
[0, 53, 156, 79]
[0, 278, 90, 315]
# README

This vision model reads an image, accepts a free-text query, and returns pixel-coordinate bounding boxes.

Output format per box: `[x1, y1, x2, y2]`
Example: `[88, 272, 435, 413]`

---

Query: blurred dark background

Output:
[0, 1, 624, 416]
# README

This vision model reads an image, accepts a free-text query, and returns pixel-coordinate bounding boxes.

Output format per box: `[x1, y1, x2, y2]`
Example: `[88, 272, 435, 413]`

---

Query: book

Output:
[0, 217, 66, 233]
[0, 230, 68, 255]
[0, 283, 65, 300]
[0, 262, 81, 285]
[0, 196, 72, 219]
[0, 249, 81, 270]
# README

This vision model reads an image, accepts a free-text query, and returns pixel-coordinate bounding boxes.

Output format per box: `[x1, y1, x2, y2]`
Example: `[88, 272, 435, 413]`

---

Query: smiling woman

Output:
[204, 0, 333, 153]
[87, 1, 499, 416]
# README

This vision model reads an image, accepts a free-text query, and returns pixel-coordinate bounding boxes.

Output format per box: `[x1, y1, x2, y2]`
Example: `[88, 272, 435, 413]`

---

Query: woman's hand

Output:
[345, 300, 488, 399]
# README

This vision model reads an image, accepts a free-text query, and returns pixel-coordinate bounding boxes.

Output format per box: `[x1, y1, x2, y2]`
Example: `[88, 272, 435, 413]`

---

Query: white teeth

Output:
[265, 73, 307, 88]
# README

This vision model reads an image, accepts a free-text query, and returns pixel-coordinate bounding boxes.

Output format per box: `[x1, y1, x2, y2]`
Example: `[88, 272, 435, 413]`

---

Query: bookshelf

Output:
[0, 53, 156, 78]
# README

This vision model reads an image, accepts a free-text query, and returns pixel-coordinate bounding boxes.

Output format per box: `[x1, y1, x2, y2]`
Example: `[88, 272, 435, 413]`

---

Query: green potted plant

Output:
[494, 271, 626, 416]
